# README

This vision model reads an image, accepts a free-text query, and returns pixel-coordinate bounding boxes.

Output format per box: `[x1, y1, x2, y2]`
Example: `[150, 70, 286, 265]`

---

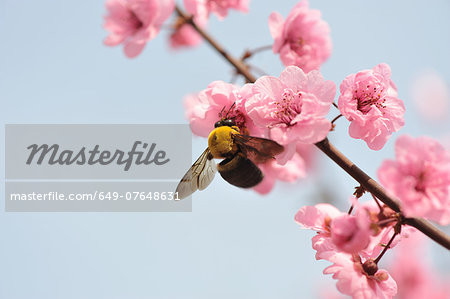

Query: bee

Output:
[176, 107, 284, 199]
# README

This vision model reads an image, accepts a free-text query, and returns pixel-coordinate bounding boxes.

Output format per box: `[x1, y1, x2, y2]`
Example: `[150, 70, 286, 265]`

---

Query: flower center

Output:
[414, 171, 427, 193]
[230, 110, 247, 130]
[127, 10, 144, 32]
[289, 36, 305, 52]
[217, 107, 247, 132]
[355, 84, 386, 114]
[271, 89, 303, 125]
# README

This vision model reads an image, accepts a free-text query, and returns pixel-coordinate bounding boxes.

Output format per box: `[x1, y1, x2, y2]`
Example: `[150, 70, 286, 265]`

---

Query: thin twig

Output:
[175, 5, 256, 83]
[374, 232, 398, 264]
[331, 114, 343, 125]
[371, 193, 383, 212]
[245, 45, 273, 57]
[377, 218, 397, 226]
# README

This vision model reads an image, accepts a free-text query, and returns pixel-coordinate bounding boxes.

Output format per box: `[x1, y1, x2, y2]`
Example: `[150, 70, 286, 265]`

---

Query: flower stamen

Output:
[271, 89, 303, 125]
[355, 85, 387, 114]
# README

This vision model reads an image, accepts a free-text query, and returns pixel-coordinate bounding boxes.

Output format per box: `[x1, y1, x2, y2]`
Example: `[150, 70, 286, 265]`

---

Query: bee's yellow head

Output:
[208, 125, 240, 158]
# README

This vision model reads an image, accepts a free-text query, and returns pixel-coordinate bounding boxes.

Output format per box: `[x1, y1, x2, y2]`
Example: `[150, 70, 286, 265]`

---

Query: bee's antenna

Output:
[219, 106, 226, 119]
[225, 102, 236, 119]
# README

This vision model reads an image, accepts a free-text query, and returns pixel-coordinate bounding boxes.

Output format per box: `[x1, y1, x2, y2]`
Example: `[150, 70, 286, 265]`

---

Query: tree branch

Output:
[175, 5, 256, 83]
[175, 5, 450, 250]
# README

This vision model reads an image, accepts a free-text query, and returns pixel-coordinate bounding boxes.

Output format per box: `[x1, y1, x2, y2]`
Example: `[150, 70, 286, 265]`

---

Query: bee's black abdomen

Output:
[217, 153, 263, 188]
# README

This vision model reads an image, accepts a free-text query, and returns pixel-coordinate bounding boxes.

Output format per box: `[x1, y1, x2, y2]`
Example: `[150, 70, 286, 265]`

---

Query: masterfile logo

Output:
[26, 141, 170, 171]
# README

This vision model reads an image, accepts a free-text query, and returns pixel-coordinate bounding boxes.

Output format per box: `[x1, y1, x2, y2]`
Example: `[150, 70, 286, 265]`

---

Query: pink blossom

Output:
[245, 66, 335, 157]
[388, 230, 450, 299]
[268, 0, 332, 72]
[312, 234, 342, 262]
[104, 0, 175, 58]
[169, 24, 202, 49]
[356, 202, 396, 259]
[295, 202, 409, 261]
[295, 203, 345, 261]
[378, 135, 450, 225]
[253, 152, 306, 194]
[330, 213, 371, 254]
[184, 0, 250, 20]
[323, 253, 397, 299]
[338, 63, 405, 150]
[358, 224, 405, 260]
[169, 17, 204, 49]
[355, 201, 415, 259]
[295, 203, 342, 232]
[183, 81, 249, 137]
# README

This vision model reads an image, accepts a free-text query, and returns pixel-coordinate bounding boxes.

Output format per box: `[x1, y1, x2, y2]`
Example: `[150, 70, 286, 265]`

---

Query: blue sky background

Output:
[1, 0, 449, 298]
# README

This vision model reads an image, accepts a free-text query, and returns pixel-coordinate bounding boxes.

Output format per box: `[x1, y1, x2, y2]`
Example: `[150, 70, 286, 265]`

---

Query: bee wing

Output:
[175, 148, 217, 199]
[233, 134, 284, 163]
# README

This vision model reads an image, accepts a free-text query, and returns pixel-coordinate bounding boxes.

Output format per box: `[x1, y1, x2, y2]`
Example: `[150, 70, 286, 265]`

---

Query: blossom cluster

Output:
[102, 0, 334, 68]
[103, 0, 250, 57]
[316, 227, 450, 299]
[102, 0, 406, 152]
[185, 66, 335, 193]
[183, 60, 419, 201]
[295, 131, 450, 298]
[295, 201, 409, 298]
